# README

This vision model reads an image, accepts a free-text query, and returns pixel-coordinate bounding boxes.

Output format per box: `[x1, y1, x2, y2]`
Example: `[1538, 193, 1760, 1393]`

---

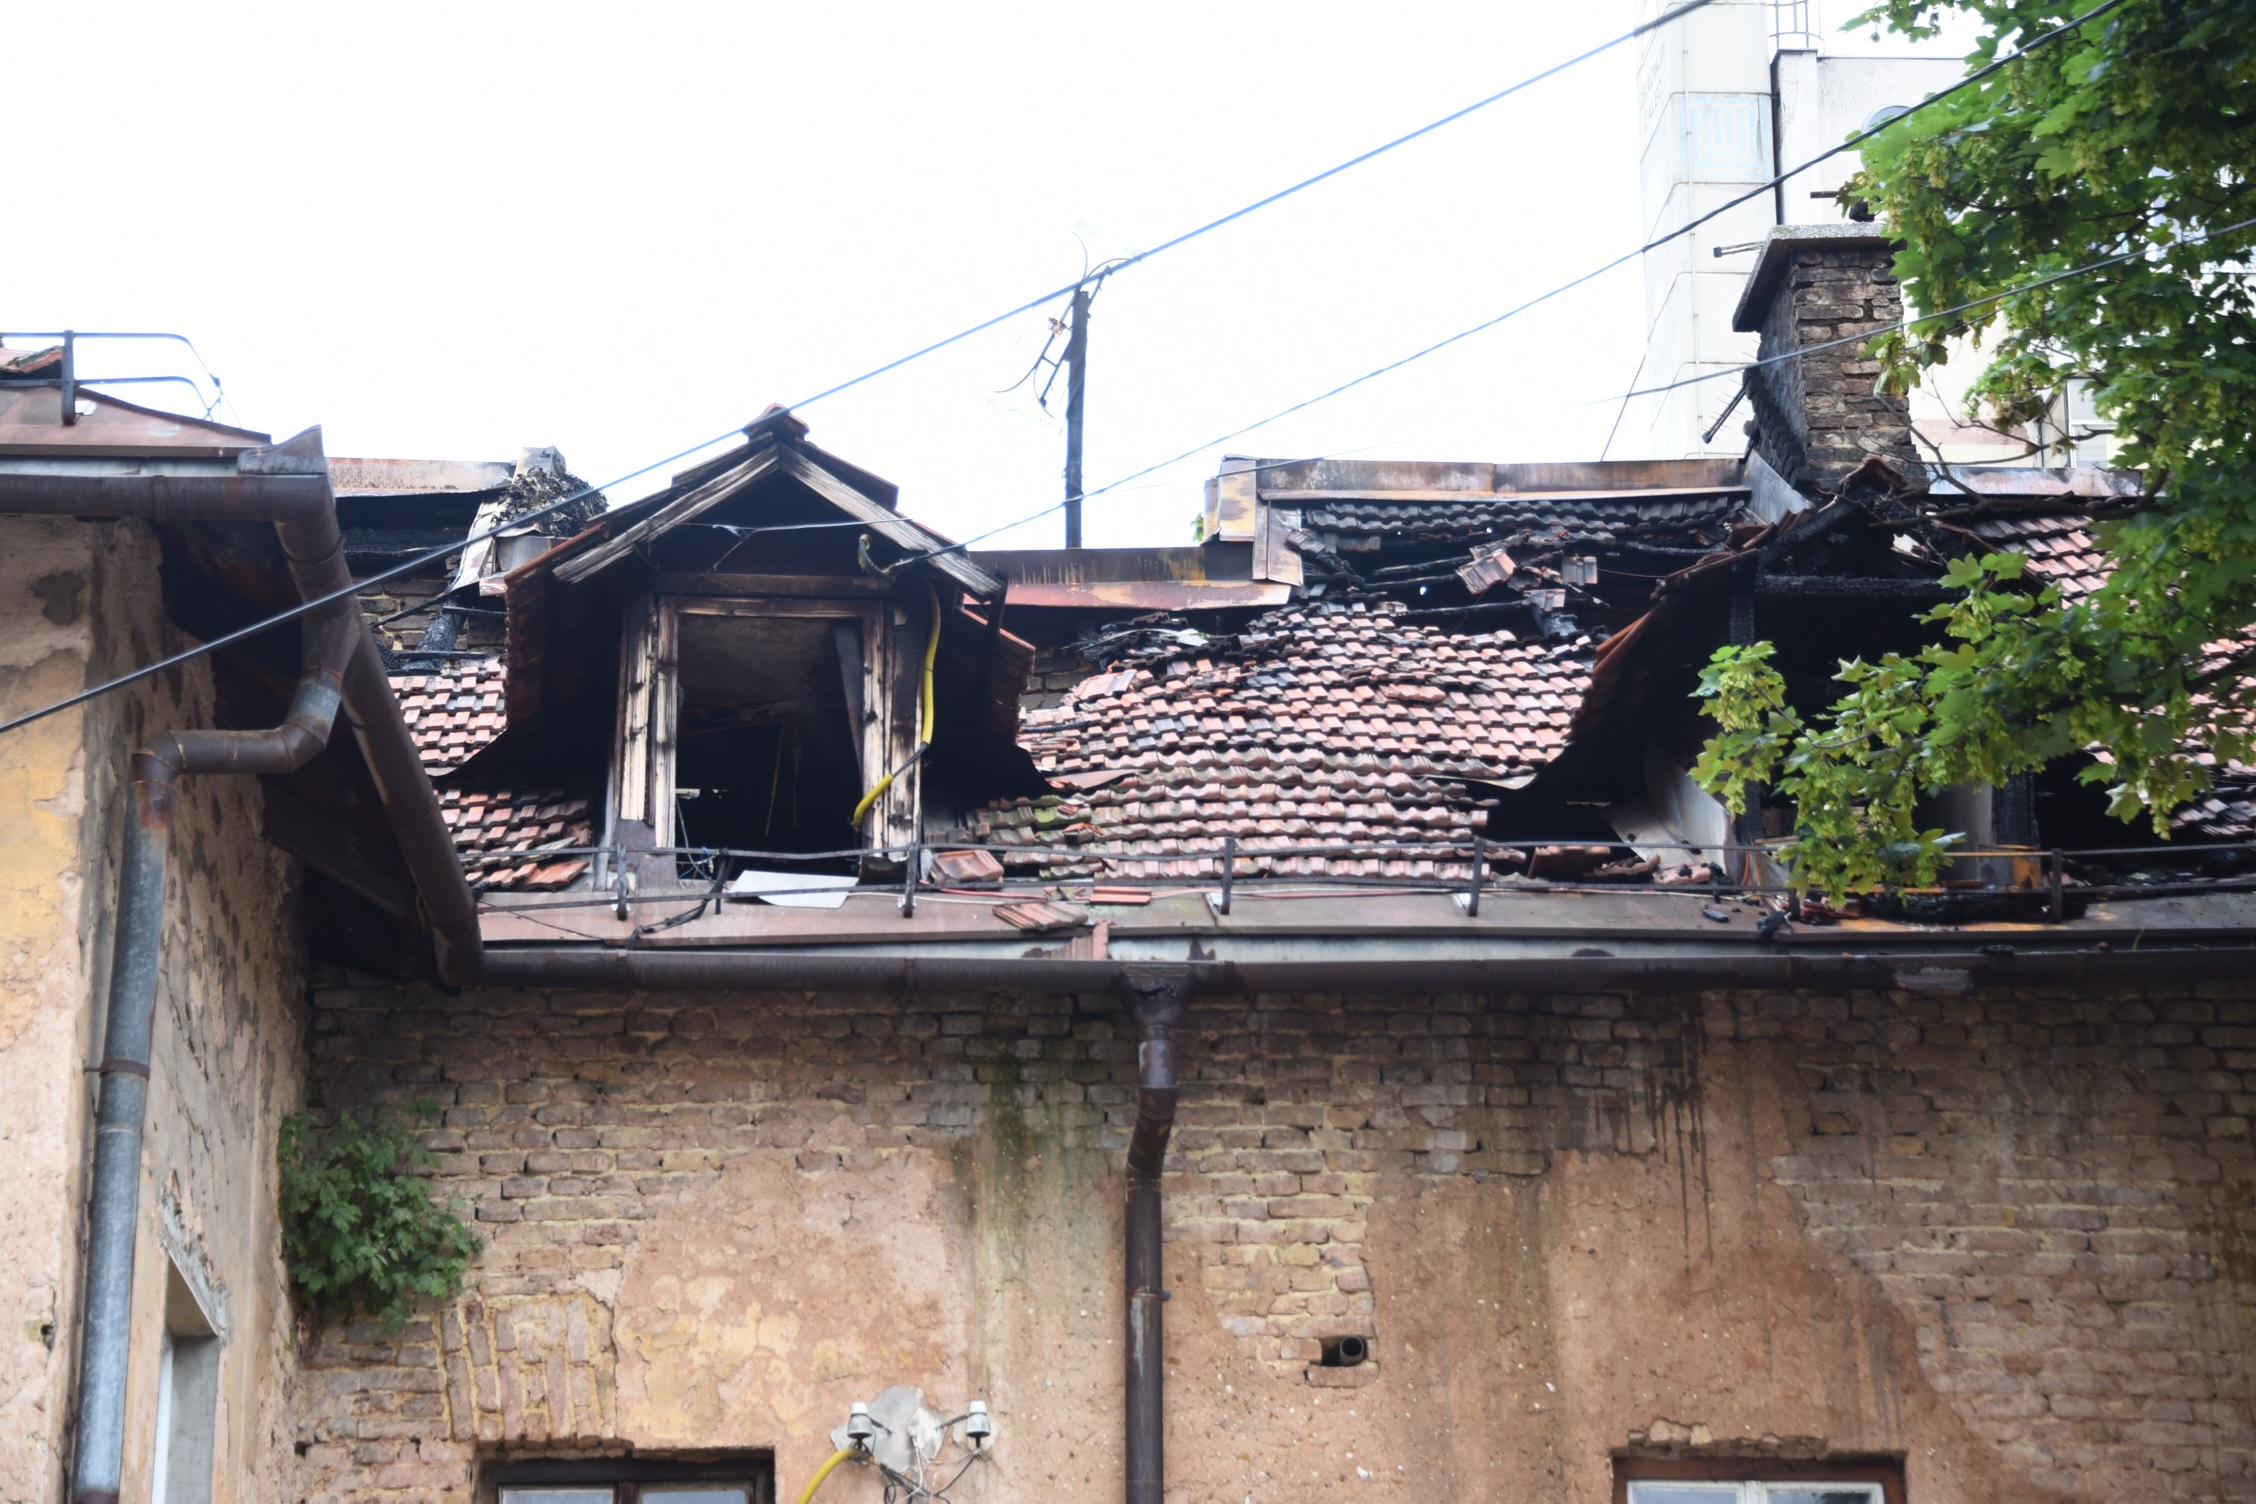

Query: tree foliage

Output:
[1695, 0, 2256, 891]
[278, 1105, 481, 1330]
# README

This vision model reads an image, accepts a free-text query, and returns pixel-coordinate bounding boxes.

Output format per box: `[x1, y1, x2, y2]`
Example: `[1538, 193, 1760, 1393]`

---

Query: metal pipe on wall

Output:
[0, 435, 481, 986]
[477, 942, 2256, 997]
[69, 605, 355, 1504]
[1123, 967, 1188, 1504]
[0, 428, 483, 1503]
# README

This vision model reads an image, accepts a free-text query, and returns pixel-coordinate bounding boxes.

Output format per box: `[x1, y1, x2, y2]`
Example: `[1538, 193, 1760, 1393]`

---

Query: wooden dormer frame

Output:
[607, 586, 930, 879]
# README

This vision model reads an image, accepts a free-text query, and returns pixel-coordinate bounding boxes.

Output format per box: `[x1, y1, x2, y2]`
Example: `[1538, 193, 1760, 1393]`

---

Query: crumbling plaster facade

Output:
[0, 517, 305, 1503]
[294, 976, 2256, 1503]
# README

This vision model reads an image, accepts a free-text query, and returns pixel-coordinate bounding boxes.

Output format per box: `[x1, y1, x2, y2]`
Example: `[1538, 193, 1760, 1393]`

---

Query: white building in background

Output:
[1618, 0, 2111, 466]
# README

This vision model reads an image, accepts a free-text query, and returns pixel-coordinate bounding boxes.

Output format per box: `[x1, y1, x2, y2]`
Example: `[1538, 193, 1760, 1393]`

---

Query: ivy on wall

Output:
[278, 1104, 481, 1330]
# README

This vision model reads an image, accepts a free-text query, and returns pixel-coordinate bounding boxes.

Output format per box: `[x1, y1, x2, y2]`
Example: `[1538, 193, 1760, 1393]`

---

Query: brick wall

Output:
[1017, 644, 1091, 711]
[1756, 986, 2256, 1492]
[291, 978, 2256, 1503]
[1748, 240, 1927, 491]
[357, 566, 506, 661]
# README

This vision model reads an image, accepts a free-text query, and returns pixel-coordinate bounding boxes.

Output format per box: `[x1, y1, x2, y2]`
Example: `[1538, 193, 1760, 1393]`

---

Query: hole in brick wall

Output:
[1318, 1335, 1370, 1368]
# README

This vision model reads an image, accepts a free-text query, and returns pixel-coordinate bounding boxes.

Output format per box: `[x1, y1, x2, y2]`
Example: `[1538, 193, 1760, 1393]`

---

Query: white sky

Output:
[11, 1, 1961, 550]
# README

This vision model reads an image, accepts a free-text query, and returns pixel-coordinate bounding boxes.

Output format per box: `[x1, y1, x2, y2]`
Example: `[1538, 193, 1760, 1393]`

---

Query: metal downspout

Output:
[0, 437, 482, 986]
[0, 427, 481, 1502]
[68, 606, 356, 1504]
[1123, 967, 1189, 1504]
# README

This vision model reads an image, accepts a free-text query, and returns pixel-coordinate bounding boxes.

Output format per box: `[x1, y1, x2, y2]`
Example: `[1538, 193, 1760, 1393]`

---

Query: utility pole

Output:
[1062, 283, 1091, 548]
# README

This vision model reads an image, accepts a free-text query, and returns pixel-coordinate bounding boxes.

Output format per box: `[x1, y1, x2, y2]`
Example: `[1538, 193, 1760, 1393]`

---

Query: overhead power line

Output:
[1604, 213, 2256, 406]
[786, 0, 1723, 413]
[0, 4, 1722, 739]
[911, 0, 2131, 556]
[0, 432, 742, 738]
[923, 203, 2244, 568]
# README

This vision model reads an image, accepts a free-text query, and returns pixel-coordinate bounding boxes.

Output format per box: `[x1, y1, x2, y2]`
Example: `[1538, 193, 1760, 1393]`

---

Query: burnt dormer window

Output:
[615, 591, 920, 882]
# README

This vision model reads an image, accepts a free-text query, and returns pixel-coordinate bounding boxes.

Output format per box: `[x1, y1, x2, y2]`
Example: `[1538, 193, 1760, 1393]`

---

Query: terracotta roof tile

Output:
[440, 785, 596, 892]
[1304, 492, 1742, 552]
[390, 657, 508, 773]
[1960, 510, 2111, 602]
[1961, 509, 2256, 843]
[952, 599, 1591, 878]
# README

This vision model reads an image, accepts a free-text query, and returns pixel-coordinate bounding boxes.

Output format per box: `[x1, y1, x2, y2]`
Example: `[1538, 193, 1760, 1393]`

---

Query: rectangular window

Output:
[1628, 1488, 1881, 1504]
[613, 595, 922, 880]
[492, 1459, 773, 1504]
[151, 1259, 221, 1504]
[669, 604, 873, 866]
[1616, 1461, 1902, 1504]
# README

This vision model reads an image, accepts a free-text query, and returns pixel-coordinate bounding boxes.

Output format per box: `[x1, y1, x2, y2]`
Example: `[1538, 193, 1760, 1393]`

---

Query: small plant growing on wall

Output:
[278, 1103, 480, 1330]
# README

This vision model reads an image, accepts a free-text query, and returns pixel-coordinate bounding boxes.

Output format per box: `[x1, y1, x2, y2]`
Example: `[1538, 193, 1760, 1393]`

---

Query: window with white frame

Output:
[492, 1460, 772, 1504]
[499, 1488, 760, 1504]
[151, 1257, 220, 1504]
[1624, 1476, 1893, 1504]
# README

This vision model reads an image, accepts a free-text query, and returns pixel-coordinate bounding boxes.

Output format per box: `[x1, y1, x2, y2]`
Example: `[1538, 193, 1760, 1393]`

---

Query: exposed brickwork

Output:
[290, 979, 2256, 1502]
[1018, 644, 1090, 712]
[1744, 985, 2256, 1497]
[1748, 240, 1927, 491]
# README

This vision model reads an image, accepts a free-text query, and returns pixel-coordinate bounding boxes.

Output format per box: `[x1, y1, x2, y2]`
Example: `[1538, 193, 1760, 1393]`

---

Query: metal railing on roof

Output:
[0, 330, 228, 423]
[456, 832, 2256, 926]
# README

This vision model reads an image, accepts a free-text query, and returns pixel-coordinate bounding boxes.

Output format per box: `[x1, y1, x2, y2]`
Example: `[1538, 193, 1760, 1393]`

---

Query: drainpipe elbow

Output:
[1124, 969, 1189, 1182]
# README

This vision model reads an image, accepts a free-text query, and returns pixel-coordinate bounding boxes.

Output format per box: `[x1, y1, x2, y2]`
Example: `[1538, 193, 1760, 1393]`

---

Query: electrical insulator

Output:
[964, 1400, 993, 1448]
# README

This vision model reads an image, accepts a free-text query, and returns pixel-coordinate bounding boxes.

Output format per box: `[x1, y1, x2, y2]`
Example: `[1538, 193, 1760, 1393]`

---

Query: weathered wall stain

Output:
[0, 519, 306, 1504]
[288, 979, 2256, 1502]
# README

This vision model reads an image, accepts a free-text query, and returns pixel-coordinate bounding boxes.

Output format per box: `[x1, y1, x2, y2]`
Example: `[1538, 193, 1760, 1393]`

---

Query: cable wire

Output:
[1602, 213, 2256, 406]
[897, 0, 2131, 558]
[0, 4, 1724, 740]
[0, 428, 746, 737]
[784, 0, 1723, 415]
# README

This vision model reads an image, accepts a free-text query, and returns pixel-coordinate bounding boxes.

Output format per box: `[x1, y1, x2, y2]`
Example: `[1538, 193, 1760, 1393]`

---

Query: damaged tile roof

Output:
[1959, 510, 2256, 842]
[954, 599, 1590, 878]
[390, 656, 592, 890]
[441, 787, 597, 891]
[1958, 510, 2111, 602]
[1300, 491, 1743, 553]
[391, 658, 509, 774]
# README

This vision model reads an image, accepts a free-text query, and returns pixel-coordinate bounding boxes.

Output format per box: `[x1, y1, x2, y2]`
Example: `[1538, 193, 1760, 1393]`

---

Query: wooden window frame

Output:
[609, 593, 923, 870]
[1612, 1458, 1906, 1504]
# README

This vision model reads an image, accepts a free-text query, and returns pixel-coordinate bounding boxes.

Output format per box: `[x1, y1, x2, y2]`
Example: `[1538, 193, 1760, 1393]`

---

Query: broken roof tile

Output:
[391, 656, 509, 774]
[439, 784, 595, 893]
[952, 598, 1590, 880]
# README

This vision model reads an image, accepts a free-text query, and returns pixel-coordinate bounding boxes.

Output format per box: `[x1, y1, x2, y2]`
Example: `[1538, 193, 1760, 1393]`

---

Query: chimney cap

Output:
[1731, 223, 1900, 333]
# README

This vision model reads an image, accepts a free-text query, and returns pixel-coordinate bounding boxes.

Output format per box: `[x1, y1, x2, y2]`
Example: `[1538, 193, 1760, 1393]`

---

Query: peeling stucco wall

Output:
[0, 517, 306, 1503]
[0, 519, 111, 1501]
[292, 978, 2256, 1503]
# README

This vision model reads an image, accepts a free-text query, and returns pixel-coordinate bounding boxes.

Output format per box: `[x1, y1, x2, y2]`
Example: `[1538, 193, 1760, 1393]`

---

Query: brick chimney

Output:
[1731, 224, 1925, 494]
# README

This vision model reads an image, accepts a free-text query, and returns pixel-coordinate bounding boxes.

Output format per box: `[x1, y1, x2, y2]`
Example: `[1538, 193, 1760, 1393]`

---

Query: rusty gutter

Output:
[477, 940, 2256, 994]
[0, 434, 480, 985]
[1122, 968, 1188, 1504]
[0, 430, 483, 1503]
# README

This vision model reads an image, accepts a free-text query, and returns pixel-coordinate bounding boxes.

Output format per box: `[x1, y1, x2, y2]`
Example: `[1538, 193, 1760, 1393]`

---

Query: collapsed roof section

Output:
[955, 600, 1591, 879]
[958, 446, 2240, 893]
[952, 456, 1759, 878]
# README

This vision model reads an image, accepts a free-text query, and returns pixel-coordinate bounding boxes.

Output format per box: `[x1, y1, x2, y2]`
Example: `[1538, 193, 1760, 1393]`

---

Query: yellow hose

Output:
[852, 586, 943, 827]
[796, 1448, 858, 1504]
[917, 583, 941, 745]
